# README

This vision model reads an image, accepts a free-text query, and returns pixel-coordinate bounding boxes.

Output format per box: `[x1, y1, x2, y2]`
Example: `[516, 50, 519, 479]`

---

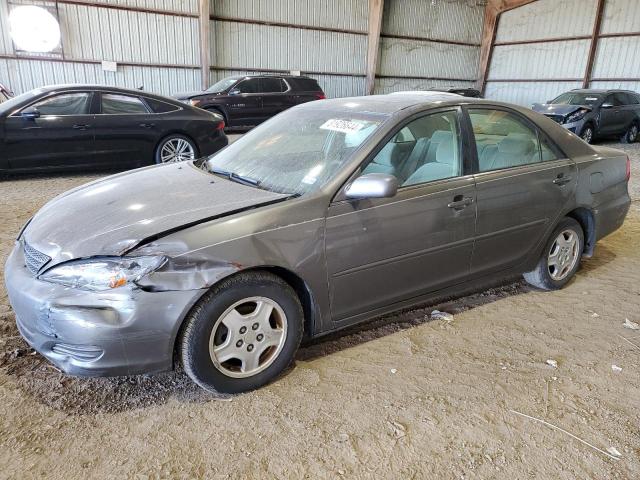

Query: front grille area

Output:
[23, 242, 51, 275]
[544, 114, 565, 124]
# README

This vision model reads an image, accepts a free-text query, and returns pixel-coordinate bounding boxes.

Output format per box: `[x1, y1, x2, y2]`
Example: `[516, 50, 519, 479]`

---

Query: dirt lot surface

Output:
[1, 142, 639, 479]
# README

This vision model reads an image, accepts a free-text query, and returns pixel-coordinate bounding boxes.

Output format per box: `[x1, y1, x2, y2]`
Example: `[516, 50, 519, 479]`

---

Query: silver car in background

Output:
[5, 94, 631, 393]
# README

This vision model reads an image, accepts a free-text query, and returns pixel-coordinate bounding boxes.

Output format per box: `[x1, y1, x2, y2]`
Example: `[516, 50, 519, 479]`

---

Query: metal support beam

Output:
[477, 0, 538, 95]
[365, 0, 384, 95]
[583, 0, 606, 89]
[199, 0, 211, 91]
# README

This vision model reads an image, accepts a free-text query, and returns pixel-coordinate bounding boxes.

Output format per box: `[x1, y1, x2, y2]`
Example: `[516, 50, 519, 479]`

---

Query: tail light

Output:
[216, 121, 225, 131]
[315, 93, 326, 100]
[626, 155, 631, 181]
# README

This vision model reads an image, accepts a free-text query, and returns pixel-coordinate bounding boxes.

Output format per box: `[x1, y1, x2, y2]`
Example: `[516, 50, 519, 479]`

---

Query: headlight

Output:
[39, 256, 166, 291]
[565, 108, 589, 124]
[189, 99, 201, 107]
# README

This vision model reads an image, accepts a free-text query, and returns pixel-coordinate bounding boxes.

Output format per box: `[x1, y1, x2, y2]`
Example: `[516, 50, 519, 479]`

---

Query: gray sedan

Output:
[5, 93, 631, 393]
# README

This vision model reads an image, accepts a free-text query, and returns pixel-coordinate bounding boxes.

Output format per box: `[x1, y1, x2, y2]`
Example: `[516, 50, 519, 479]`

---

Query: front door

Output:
[227, 78, 263, 126]
[466, 106, 577, 276]
[4, 91, 95, 170]
[325, 109, 477, 324]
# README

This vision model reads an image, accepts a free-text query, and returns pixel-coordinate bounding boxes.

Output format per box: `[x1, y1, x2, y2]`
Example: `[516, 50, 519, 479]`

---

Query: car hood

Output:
[23, 162, 287, 266]
[173, 91, 223, 100]
[532, 103, 592, 116]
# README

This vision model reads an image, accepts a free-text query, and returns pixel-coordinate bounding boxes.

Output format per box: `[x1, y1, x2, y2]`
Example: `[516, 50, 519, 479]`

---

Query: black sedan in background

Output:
[0, 85, 228, 173]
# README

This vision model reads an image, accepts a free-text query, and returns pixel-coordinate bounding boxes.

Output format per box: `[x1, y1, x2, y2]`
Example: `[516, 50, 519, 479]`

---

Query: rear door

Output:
[325, 108, 477, 324]
[466, 106, 577, 276]
[91, 92, 158, 166]
[4, 91, 95, 169]
[227, 78, 263, 126]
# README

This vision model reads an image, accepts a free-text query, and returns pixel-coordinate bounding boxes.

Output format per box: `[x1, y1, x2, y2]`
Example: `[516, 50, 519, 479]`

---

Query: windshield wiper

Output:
[209, 166, 262, 187]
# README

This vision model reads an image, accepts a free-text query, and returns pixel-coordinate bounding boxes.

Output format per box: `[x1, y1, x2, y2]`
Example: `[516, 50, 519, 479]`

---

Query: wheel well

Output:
[566, 208, 596, 256]
[251, 266, 316, 340]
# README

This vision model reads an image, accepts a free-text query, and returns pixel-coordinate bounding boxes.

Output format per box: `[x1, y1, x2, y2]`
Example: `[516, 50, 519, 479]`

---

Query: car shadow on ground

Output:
[0, 245, 617, 415]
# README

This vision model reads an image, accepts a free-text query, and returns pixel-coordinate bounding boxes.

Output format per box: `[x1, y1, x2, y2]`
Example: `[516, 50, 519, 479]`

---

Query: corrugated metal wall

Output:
[209, 0, 368, 98]
[0, 0, 200, 95]
[376, 0, 483, 94]
[486, 0, 640, 106]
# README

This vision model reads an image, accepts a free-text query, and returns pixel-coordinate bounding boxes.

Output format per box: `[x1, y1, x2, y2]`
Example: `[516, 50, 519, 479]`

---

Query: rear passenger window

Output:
[469, 108, 551, 171]
[362, 110, 461, 187]
[144, 97, 180, 113]
[101, 94, 148, 114]
[261, 78, 285, 93]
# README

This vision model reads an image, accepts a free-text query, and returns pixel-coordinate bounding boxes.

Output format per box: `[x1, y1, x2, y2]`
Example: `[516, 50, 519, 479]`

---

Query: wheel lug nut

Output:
[257, 334, 264, 341]
[252, 323, 259, 330]
[239, 326, 247, 334]
[236, 340, 243, 347]
[247, 344, 254, 352]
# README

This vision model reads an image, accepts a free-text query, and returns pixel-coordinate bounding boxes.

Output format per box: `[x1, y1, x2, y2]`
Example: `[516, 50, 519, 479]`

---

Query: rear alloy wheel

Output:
[179, 272, 303, 394]
[524, 218, 584, 290]
[580, 125, 594, 144]
[155, 135, 197, 164]
[623, 123, 639, 144]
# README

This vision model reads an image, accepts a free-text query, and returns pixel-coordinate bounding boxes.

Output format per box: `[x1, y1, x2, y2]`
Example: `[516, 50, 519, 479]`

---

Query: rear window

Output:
[261, 77, 286, 93]
[144, 97, 180, 113]
[288, 77, 323, 92]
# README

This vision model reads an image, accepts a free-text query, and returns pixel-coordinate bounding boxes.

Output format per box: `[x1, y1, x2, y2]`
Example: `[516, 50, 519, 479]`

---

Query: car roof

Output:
[297, 92, 486, 115]
[570, 88, 636, 94]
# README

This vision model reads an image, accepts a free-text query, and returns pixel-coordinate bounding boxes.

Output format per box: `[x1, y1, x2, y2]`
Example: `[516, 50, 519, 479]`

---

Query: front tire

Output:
[155, 134, 198, 164]
[524, 218, 584, 290]
[580, 124, 594, 144]
[179, 272, 304, 394]
[622, 122, 639, 144]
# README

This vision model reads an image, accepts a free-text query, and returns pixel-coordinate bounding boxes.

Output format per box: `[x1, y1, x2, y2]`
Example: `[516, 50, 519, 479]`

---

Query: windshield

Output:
[206, 78, 239, 93]
[206, 108, 384, 195]
[551, 92, 602, 106]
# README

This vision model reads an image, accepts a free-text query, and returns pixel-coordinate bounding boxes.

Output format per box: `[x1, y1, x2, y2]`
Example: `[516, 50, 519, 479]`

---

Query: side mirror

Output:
[345, 173, 398, 199]
[21, 107, 41, 119]
[601, 103, 613, 109]
[228, 88, 240, 96]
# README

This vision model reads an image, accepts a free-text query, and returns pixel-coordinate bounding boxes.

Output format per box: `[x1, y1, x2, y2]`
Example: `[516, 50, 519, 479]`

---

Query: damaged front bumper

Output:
[4, 243, 206, 377]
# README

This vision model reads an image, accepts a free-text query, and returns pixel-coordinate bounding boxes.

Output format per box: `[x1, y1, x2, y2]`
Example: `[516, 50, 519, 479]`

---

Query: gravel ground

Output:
[0, 141, 639, 478]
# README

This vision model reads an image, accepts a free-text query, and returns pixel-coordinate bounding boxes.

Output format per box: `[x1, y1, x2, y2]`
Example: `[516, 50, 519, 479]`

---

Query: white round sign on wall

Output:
[9, 6, 61, 53]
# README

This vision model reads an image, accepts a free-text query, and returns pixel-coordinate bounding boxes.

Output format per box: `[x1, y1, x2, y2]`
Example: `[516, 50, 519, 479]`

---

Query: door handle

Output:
[72, 124, 90, 130]
[448, 195, 474, 209]
[139, 123, 155, 128]
[553, 174, 572, 186]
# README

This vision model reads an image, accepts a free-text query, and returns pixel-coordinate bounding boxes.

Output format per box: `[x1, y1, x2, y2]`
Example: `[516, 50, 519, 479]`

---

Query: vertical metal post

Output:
[365, 0, 384, 95]
[583, 0, 605, 89]
[199, 0, 211, 91]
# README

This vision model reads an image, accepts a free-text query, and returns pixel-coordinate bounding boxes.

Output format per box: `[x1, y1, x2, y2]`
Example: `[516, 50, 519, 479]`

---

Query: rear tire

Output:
[179, 272, 304, 394]
[523, 218, 584, 290]
[154, 134, 198, 164]
[580, 124, 594, 144]
[622, 122, 639, 144]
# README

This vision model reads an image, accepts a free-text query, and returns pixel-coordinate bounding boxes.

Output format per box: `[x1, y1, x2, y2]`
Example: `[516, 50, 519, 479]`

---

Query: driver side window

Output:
[27, 92, 91, 116]
[361, 110, 461, 187]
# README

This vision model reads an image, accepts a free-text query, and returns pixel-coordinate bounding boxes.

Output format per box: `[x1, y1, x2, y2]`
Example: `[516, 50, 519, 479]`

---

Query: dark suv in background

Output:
[174, 74, 326, 129]
[532, 89, 640, 144]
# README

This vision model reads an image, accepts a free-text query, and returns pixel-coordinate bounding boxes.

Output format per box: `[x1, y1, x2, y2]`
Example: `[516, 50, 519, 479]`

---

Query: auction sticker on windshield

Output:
[320, 119, 368, 134]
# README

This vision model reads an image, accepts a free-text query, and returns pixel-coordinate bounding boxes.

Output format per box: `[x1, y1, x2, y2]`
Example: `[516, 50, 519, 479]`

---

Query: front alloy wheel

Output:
[580, 125, 594, 144]
[209, 297, 288, 378]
